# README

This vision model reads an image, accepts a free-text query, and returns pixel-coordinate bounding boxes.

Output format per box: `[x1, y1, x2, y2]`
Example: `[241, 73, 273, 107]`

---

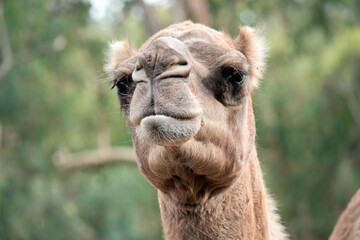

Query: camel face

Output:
[107, 22, 265, 204]
[130, 36, 202, 146]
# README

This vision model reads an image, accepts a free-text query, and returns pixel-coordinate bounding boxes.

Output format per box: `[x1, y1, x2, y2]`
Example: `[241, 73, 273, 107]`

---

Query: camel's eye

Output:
[111, 75, 135, 112]
[221, 66, 247, 86]
[212, 66, 249, 106]
[111, 75, 133, 96]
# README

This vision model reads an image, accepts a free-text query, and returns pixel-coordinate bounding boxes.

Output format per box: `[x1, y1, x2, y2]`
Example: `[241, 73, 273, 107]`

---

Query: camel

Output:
[330, 189, 360, 240]
[105, 21, 288, 239]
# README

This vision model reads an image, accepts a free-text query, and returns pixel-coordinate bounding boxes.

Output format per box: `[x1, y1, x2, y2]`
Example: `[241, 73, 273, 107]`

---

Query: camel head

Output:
[106, 21, 267, 205]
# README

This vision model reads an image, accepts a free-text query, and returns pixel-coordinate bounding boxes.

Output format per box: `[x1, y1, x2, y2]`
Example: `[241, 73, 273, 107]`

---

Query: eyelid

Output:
[221, 65, 248, 77]
[236, 69, 248, 76]
[230, 65, 249, 76]
[221, 57, 250, 73]
[110, 74, 131, 89]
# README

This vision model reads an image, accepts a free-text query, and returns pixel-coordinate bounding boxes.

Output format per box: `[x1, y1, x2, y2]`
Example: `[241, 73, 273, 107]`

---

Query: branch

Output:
[53, 146, 136, 171]
[0, 1, 13, 80]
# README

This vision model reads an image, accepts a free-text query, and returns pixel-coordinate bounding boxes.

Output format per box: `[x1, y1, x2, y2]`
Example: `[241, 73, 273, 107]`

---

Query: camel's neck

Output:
[158, 149, 271, 240]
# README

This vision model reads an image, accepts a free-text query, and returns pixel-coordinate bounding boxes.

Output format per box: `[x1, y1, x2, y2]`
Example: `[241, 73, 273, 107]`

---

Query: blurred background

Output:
[0, 0, 359, 239]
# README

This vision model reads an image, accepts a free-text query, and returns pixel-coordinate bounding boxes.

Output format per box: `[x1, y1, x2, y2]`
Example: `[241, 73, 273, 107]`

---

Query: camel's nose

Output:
[133, 37, 190, 82]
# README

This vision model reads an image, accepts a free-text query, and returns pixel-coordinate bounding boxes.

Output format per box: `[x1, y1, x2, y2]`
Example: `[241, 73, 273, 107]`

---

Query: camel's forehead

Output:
[139, 21, 234, 51]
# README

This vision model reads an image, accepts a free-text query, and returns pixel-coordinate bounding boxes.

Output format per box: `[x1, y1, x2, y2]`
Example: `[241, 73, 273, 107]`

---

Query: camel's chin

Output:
[135, 115, 201, 146]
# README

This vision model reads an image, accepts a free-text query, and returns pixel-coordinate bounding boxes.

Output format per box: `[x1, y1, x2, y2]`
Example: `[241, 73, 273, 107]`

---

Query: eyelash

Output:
[221, 67, 248, 85]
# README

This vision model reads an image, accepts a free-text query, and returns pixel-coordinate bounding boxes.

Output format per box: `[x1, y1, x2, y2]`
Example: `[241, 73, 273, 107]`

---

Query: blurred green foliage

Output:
[0, 0, 359, 239]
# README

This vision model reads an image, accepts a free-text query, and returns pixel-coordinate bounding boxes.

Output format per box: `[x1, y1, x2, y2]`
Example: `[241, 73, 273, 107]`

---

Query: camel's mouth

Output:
[135, 115, 201, 146]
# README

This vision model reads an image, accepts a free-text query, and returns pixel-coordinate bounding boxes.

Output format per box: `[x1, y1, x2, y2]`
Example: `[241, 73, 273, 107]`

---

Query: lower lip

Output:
[136, 115, 201, 146]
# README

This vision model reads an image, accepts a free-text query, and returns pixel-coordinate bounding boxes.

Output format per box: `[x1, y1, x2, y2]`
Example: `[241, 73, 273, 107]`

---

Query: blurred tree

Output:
[183, 0, 212, 26]
[0, 0, 13, 80]
[0, 0, 359, 239]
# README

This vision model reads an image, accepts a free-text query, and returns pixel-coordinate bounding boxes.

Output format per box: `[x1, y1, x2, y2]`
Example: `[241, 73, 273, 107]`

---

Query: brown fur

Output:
[330, 189, 360, 240]
[106, 21, 287, 239]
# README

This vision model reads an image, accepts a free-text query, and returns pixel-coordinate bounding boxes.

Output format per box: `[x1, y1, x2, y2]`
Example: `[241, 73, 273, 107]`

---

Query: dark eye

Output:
[111, 76, 132, 96]
[222, 67, 247, 85]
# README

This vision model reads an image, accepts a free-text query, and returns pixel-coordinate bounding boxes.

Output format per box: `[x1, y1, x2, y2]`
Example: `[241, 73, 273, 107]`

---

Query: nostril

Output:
[169, 58, 188, 67]
[178, 60, 188, 66]
[135, 61, 143, 71]
[154, 60, 191, 81]
[132, 64, 148, 83]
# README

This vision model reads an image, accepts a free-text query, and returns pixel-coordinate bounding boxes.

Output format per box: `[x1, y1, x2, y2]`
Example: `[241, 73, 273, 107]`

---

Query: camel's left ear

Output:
[104, 40, 136, 79]
[233, 26, 268, 89]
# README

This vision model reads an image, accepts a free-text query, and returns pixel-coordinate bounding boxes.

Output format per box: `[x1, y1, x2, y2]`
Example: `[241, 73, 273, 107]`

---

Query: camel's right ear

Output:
[233, 27, 268, 89]
[104, 40, 136, 78]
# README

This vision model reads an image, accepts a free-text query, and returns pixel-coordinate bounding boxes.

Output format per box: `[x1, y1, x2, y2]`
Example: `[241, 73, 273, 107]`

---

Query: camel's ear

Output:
[233, 26, 268, 89]
[104, 40, 136, 78]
